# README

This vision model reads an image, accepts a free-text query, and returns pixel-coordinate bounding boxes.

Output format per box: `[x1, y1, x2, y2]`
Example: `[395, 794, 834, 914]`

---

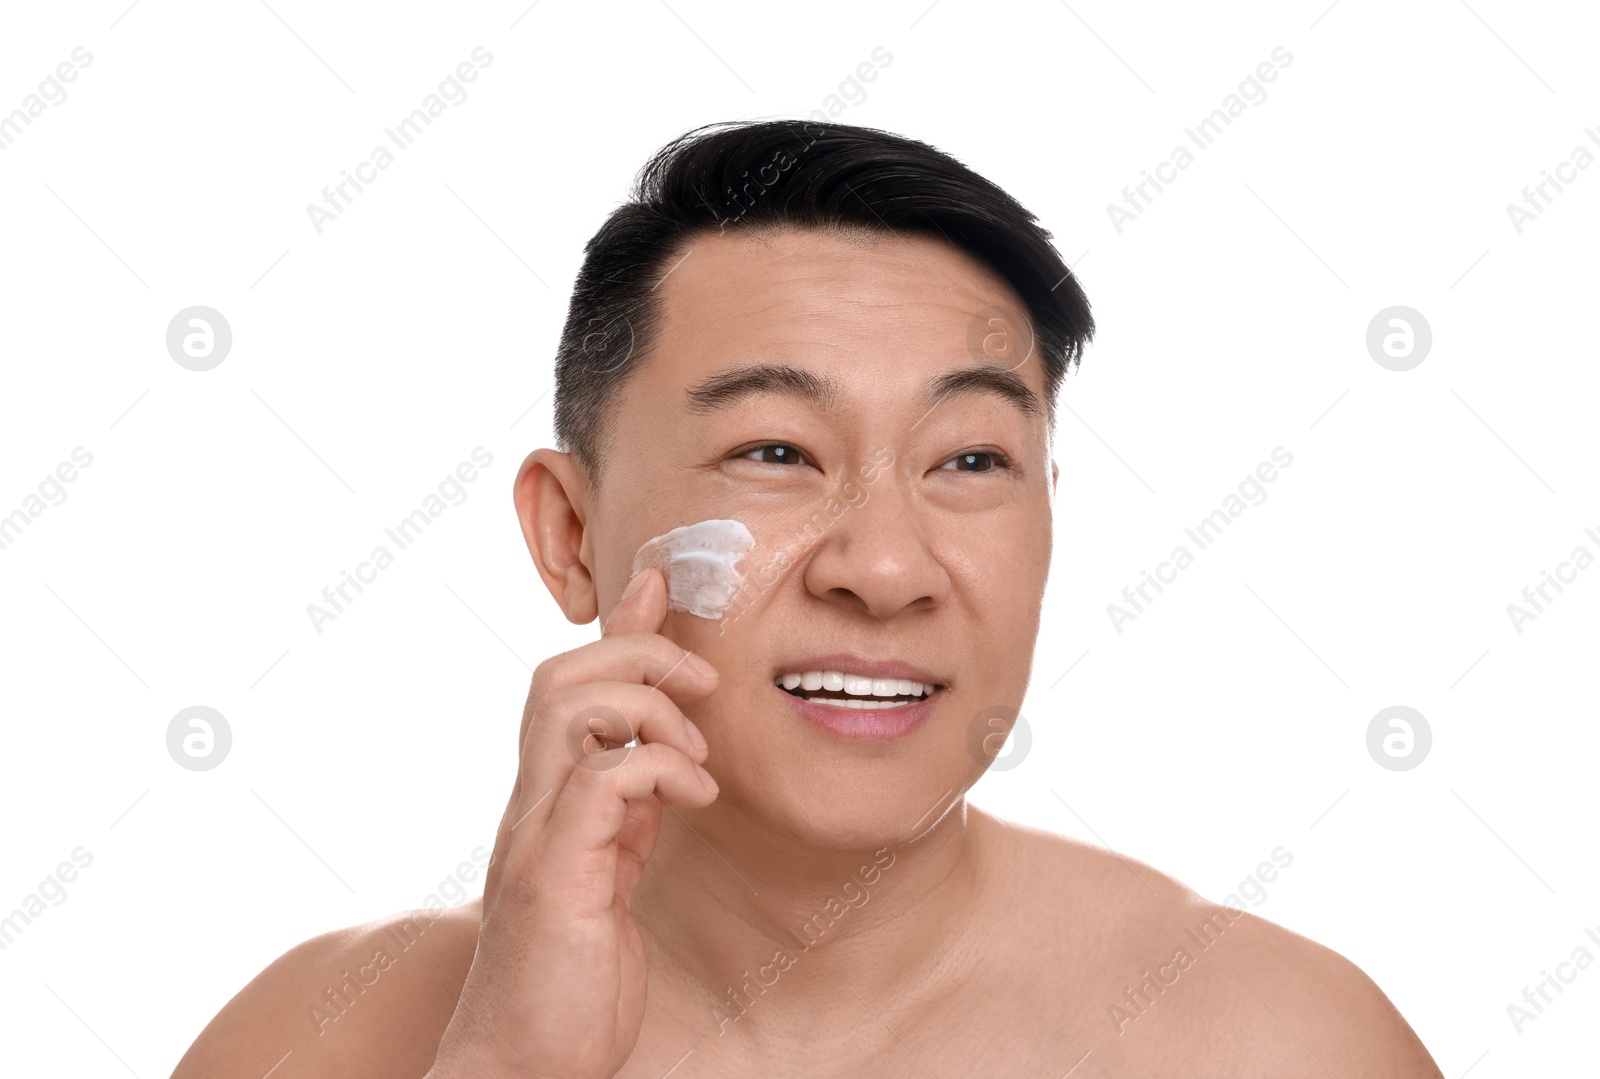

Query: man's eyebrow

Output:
[683, 364, 838, 413]
[923, 364, 1042, 417]
[680, 361, 1041, 417]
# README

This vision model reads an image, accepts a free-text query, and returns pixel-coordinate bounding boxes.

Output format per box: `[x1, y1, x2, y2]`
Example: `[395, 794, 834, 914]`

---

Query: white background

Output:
[1, 0, 1596, 1074]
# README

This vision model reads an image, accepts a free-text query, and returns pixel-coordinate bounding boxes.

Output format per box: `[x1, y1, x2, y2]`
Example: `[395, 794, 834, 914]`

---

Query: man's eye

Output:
[740, 444, 808, 466]
[942, 451, 1008, 472]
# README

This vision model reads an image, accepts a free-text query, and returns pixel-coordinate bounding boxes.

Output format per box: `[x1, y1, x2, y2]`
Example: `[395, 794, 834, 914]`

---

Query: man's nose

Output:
[800, 478, 952, 621]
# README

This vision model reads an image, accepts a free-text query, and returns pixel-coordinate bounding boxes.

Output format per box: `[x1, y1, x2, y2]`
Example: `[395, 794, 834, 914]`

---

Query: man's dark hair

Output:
[552, 119, 1094, 485]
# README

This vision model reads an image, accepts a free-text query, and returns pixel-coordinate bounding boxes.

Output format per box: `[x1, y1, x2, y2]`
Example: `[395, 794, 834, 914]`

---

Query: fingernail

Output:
[685, 719, 708, 753]
[684, 650, 717, 679]
[620, 572, 647, 603]
[696, 764, 719, 794]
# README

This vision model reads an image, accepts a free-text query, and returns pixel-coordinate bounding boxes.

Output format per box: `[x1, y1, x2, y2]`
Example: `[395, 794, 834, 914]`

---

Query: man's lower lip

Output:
[775, 685, 936, 741]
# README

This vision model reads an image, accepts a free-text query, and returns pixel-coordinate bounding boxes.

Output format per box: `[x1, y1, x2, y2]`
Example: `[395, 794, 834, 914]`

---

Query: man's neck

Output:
[632, 797, 994, 1037]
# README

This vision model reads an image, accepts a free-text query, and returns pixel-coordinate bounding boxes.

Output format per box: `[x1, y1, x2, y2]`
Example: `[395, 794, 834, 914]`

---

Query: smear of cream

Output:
[630, 518, 755, 620]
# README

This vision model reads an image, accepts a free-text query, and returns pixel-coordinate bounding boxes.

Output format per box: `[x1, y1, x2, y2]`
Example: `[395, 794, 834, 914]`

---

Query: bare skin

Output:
[172, 228, 1443, 1078]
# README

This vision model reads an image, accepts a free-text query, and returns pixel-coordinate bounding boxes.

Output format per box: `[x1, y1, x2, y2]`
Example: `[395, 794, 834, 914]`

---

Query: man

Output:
[173, 120, 1442, 1078]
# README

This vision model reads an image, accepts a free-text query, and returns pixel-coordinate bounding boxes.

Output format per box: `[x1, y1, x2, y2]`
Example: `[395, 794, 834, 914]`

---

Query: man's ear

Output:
[513, 448, 598, 625]
[1051, 459, 1059, 496]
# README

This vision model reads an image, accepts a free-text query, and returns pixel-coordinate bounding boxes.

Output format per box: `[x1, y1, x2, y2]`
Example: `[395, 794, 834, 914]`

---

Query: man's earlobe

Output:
[513, 448, 598, 624]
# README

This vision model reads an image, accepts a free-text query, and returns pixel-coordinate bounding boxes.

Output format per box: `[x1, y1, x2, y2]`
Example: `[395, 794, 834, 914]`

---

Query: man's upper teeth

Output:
[775, 670, 935, 697]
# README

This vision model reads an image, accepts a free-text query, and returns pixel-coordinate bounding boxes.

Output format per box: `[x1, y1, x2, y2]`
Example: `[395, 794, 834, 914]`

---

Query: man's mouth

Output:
[773, 669, 941, 709]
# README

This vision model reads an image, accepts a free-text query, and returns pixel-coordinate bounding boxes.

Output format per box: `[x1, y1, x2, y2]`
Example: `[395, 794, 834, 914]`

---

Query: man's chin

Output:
[706, 764, 965, 854]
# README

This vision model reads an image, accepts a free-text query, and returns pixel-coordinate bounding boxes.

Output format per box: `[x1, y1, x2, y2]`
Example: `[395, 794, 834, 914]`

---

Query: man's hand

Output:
[426, 568, 720, 1079]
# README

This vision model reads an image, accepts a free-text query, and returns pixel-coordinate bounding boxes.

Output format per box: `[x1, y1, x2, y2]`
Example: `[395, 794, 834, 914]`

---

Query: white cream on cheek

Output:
[630, 518, 755, 620]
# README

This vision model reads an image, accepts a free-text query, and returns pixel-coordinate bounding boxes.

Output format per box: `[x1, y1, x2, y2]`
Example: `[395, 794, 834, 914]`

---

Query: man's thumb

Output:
[602, 567, 667, 637]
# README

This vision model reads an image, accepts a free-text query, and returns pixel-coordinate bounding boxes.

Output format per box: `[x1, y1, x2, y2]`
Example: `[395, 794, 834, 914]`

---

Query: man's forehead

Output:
[648, 226, 1042, 388]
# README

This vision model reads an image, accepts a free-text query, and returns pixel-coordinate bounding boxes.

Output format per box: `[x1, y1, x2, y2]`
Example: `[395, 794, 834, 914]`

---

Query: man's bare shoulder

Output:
[982, 814, 1441, 1076]
[171, 900, 481, 1079]
[1185, 910, 1444, 1076]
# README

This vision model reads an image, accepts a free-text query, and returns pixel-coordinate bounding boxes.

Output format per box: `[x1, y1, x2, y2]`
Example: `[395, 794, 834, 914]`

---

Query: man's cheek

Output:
[632, 518, 756, 621]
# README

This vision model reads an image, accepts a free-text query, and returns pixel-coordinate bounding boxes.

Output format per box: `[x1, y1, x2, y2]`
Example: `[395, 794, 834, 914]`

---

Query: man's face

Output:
[586, 226, 1055, 849]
